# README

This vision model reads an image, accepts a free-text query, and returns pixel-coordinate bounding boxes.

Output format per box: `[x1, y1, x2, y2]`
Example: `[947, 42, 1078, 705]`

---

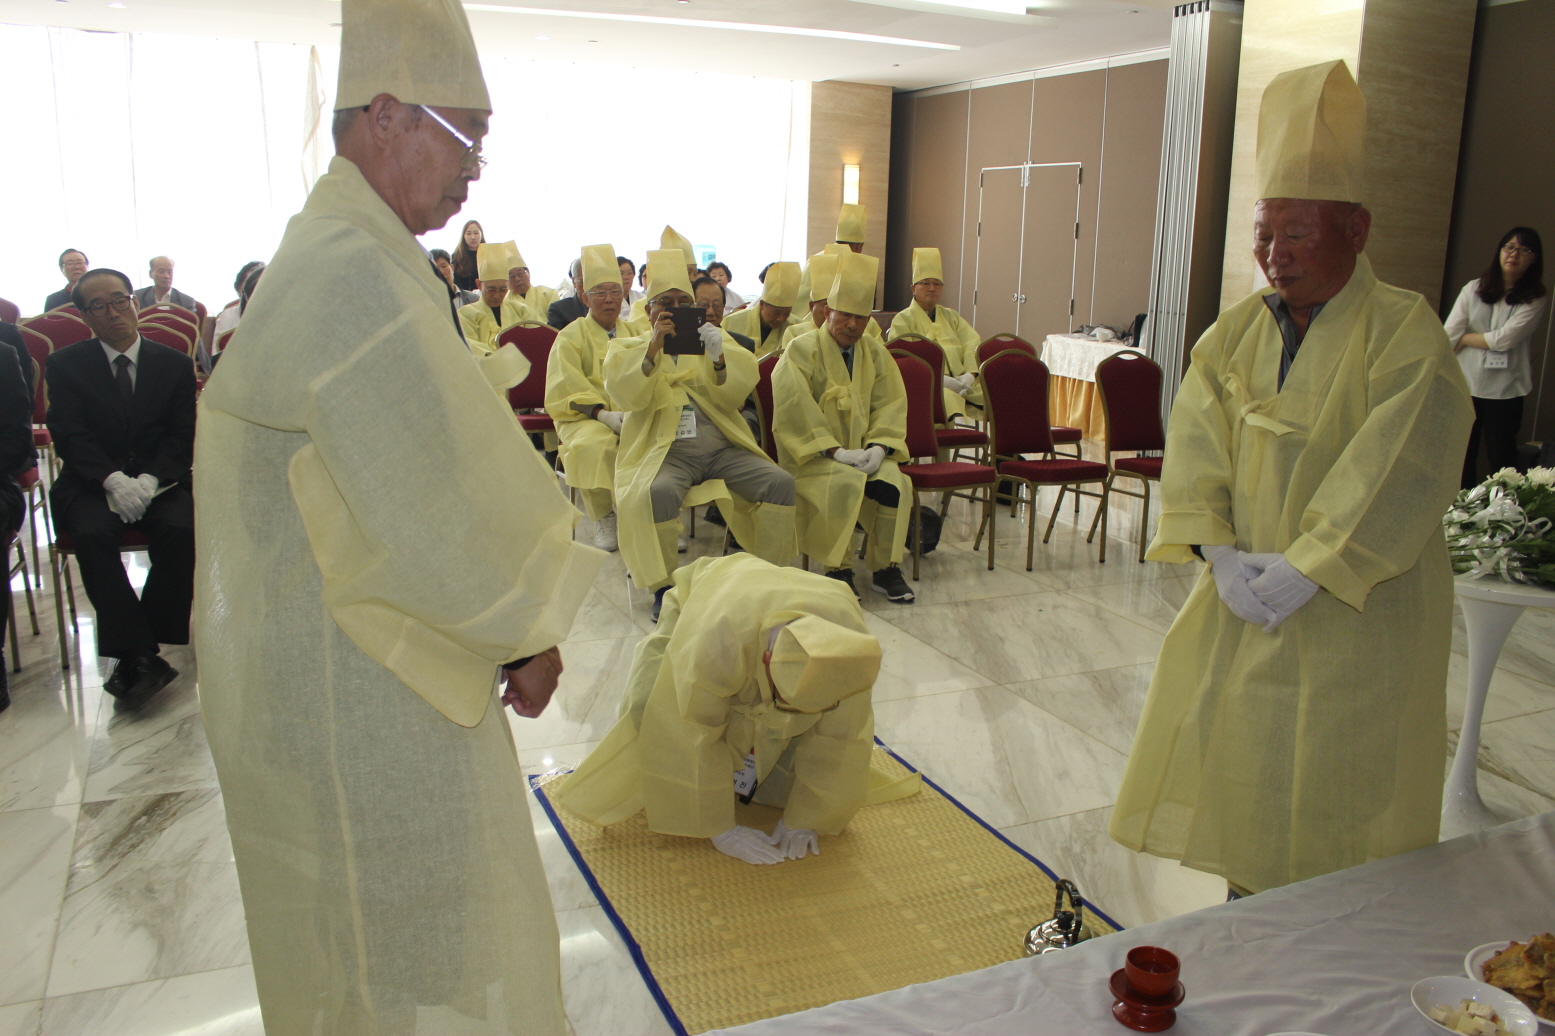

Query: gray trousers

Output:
[651, 412, 795, 522]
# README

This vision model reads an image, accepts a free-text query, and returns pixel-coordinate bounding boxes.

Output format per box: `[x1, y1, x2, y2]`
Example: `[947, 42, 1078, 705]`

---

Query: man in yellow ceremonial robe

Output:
[1109, 61, 1473, 896]
[546, 242, 629, 551]
[499, 243, 558, 326]
[773, 251, 915, 604]
[888, 246, 982, 419]
[554, 554, 919, 863]
[457, 240, 514, 353]
[194, 2, 604, 1033]
[627, 224, 698, 325]
[721, 260, 803, 358]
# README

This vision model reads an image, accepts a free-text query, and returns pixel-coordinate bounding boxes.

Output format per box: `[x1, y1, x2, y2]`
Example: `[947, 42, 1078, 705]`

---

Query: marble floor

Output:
[3, 478, 1553, 1036]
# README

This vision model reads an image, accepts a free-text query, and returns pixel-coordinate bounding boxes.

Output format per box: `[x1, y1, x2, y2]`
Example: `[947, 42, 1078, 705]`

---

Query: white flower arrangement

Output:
[1443, 467, 1555, 587]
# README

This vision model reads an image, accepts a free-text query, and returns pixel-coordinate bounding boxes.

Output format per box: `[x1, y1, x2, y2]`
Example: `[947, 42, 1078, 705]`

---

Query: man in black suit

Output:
[44, 248, 90, 312]
[46, 268, 196, 707]
[133, 256, 202, 315]
[0, 331, 37, 712]
[546, 257, 588, 330]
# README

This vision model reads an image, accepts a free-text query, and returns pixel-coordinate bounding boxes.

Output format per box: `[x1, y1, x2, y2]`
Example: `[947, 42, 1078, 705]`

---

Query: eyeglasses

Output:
[586, 287, 624, 301]
[1503, 244, 1535, 258]
[417, 105, 488, 170]
[83, 295, 134, 317]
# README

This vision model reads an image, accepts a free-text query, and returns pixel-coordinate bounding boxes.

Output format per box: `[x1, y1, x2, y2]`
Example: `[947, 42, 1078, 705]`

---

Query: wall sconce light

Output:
[842, 164, 860, 205]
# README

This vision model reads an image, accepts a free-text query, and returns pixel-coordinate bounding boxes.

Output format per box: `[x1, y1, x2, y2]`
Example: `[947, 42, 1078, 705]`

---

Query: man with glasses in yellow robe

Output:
[628, 224, 699, 326]
[499, 242, 557, 326]
[888, 247, 981, 420]
[773, 251, 914, 604]
[194, 1, 603, 1032]
[722, 261, 803, 358]
[1110, 61, 1473, 897]
[458, 240, 514, 352]
[782, 250, 885, 355]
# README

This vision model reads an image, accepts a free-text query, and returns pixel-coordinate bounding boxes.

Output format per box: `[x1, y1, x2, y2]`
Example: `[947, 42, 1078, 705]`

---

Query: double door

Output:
[972, 162, 1082, 340]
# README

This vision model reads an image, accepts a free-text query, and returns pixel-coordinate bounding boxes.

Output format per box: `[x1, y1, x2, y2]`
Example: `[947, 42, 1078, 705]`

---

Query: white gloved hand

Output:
[942, 374, 970, 398]
[103, 471, 149, 523]
[832, 448, 870, 469]
[1202, 545, 1275, 628]
[958, 371, 976, 390]
[134, 473, 159, 497]
[711, 825, 786, 865]
[596, 409, 625, 434]
[770, 819, 819, 860]
[698, 322, 724, 362]
[855, 444, 886, 475]
[1242, 553, 1319, 632]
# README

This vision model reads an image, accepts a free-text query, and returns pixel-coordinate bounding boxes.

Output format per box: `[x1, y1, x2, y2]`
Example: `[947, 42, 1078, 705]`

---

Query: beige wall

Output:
[808, 81, 893, 300]
[1219, 0, 1477, 310]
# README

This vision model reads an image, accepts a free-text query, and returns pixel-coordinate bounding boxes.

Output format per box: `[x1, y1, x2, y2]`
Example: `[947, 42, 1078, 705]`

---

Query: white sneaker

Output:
[678, 530, 689, 553]
[594, 512, 618, 552]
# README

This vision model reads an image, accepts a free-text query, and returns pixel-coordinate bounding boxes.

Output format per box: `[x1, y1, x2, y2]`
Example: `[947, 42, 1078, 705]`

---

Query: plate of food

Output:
[1464, 933, 1555, 1028]
[1412, 976, 1537, 1036]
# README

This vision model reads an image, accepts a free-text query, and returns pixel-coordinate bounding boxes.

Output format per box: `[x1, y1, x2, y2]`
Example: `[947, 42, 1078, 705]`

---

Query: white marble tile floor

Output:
[3, 486, 1552, 1036]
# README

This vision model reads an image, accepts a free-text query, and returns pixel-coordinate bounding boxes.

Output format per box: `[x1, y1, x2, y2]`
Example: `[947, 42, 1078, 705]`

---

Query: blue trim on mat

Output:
[527, 740, 1125, 1034]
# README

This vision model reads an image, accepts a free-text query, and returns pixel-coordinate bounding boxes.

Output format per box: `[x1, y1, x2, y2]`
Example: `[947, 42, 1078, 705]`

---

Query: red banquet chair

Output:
[888, 334, 990, 466]
[21, 311, 91, 354]
[49, 528, 152, 670]
[753, 351, 782, 462]
[893, 353, 997, 579]
[1086, 349, 1167, 563]
[976, 334, 1081, 459]
[498, 322, 558, 439]
[138, 323, 194, 357]
[140, 309, 200, 340]
[20, 327, 54, 588]
[980, 348, 1112, 570]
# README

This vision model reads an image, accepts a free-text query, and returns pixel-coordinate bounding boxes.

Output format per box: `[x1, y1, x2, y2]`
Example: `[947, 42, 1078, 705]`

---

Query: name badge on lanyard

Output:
[734, 752, 758, 804]
[1484, 351, 1509, 370]
[676, 404, 697, 440]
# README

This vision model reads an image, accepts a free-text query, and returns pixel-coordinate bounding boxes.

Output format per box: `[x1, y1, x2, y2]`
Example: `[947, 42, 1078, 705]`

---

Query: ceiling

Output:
[0, 0, 1171, 91]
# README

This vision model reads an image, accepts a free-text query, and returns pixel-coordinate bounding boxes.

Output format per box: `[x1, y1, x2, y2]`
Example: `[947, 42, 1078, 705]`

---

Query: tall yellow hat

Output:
[760, 262, 802, 308]
[580, 244, 619, 293]
[476, 242, 512, 282]
[806, 254, 841, 302]
[827, 251, 878, 317]
[644, 248, 694, 302]
[661, 226, 696, 267]
[836, 203, 867, 245]
[911, 247, 943, 285]
[335, 0, 491, 112]
[821, 242, 851, 257]
[768, 615, 881, 713]
[1256, 60, 1366, 203]
[503, 241, 528, 272]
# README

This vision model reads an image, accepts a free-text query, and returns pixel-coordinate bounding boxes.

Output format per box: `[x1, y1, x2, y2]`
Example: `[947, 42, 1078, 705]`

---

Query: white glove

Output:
[958, 371, 976, 390]
[771, 819, 819, 860]
[698, 322, 724, 362]
[832, 448, 870, 469]
[1242, 554, 1319, 632]
[1203, 545, 1275, 628]
[711, 825, 786, 865]
[855, 444, 886, 475]
[596, 409, 625, 434]
[135, 473, 159, 497]
[942, 374, 970, 398]
[103, 471, 150, 523]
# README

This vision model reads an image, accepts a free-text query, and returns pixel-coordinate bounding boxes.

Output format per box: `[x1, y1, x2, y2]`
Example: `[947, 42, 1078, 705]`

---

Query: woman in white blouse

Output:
[1444, 227, 1547, 488]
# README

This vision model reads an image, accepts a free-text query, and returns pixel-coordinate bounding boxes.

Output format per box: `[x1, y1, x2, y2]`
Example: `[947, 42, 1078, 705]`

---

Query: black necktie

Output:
[114, 354, 134, 404]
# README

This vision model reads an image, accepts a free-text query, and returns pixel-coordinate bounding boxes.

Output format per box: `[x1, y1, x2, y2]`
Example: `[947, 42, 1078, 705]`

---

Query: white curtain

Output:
[0, 22, 809, 318]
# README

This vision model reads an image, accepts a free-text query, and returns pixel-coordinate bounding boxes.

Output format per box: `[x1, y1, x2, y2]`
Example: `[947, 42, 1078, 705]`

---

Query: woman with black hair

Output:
[1445, 226, 1548, 487]
[450, 219, 484, 292]
[707, 260, 744, 311]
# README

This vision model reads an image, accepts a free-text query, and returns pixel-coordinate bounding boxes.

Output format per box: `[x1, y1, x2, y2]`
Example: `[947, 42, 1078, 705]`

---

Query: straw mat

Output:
[531, 744, 1119, 1035]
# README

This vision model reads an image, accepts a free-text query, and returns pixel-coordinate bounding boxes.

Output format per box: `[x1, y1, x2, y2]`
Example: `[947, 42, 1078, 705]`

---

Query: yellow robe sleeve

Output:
[457, 301, 499, 355]
[543, 323, 611, 424]
[771, 341, 844, 464]
[782, 691, 875, 834]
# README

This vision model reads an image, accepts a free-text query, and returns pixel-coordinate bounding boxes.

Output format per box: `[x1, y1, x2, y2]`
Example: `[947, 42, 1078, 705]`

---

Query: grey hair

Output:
[569, 257, 583, 279]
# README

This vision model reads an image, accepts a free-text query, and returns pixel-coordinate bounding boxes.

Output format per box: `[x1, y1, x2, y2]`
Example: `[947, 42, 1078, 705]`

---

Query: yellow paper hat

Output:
[768, 615, 881, 713]
[580, 244, 619, 293]
[827, 251, 878, 317]
[760, 262, 801, 308]
[836, 203, 867, 244]
[335, 0, 491, 112]
[806, 254, 841, 302]
[503, 241, 528, 272]
[1256, 59, 1366, 203]
[821, 242, 851, 257]
[660, 226, 696, 267]
[911, 248, 943, 284]
[476, 242, 511, 282]
[644, 249, 694, 302]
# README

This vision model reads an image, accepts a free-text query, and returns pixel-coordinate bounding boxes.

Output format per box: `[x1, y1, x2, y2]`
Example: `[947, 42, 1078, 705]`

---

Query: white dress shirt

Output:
[1443, 279, 1549, 399]
[102, 336, 144, 390]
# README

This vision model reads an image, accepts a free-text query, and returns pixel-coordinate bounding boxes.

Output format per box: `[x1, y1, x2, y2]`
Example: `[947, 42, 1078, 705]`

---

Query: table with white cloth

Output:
[711, 811, 1555, 1036]
[1040, 334, 1141, 440]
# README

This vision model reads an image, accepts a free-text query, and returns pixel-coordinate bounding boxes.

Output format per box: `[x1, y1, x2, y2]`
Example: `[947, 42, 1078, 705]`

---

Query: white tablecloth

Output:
[1041, 334, 1140, 382]
[712, 811, 1555, 1036]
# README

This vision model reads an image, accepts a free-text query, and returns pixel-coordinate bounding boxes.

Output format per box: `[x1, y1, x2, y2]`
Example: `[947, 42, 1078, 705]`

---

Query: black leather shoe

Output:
[651, 586, 670, 623]
[825, 567, 859, 599]
[119, 654, 178, 710]
[105, 655, 142, 698]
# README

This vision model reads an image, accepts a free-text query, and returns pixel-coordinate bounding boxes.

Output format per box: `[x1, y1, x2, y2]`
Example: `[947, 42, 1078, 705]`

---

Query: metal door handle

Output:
[1012, 292, 1020, 302]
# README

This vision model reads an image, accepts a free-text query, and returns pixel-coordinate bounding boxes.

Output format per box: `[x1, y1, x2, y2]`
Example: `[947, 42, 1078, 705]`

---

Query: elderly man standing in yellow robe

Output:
[773, 251, 915, 604]
[499, 243, 557, 326]
[605, 249, 797, 621]
[1109, 61, 1473, 897]
[458, 240, 514, 352]
[547, 243, 629, 551]
[194, 2, 604, 1033]
[888, 247, 981, 419]
[722, 261, 802, 358]
[554, 553, 919, 863]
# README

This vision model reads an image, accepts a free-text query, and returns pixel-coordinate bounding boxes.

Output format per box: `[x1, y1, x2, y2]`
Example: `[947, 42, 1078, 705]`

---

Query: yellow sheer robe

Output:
[1109, 256, 1473, 894]
[771, 326, 910, 570]
[888, 300, 981, 418]
[458, 299, 503, 354]
[544, 315, 621, 513]
[554, 554, 919, 838]
[195, 156, 601, 1036]
[501, 283, 558, 327]
[604, 332, 796, 590]
[779, 314, 883, 356]
[722, 305, 801, 359]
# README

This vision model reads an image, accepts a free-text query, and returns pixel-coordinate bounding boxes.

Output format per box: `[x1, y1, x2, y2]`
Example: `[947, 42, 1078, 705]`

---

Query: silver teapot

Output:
[1024, 878, 1097, 955]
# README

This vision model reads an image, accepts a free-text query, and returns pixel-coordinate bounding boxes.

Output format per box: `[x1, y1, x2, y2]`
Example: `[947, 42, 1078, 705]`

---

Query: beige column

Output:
[808, 81, 892, 304]
[1219, 0, 1477, 310]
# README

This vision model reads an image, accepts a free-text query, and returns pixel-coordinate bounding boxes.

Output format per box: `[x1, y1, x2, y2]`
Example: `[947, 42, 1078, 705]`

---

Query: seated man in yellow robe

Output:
[782, 251, 885, 355]
[888, 247, 981, 420]
[605, 249, 796, 621]
[545, 243, 629, 551]
[627, 225, 699, 326]
[722, 261, 802, 358]
[498, 243, 558, 326]
[1109, 62, 1473, 896]
[773, 251, 914, 604]
[457, 241, 513, 353]
[554, 553, 919, 864]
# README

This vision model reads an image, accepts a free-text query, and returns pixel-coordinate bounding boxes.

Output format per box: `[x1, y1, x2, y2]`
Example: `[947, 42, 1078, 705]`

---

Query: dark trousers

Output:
[1462, 396, 1525, 489]
[57, 485, 194, 659]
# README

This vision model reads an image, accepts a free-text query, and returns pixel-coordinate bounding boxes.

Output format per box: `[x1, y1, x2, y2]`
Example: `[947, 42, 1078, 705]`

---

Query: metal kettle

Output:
[1024, 878, 1097, 955]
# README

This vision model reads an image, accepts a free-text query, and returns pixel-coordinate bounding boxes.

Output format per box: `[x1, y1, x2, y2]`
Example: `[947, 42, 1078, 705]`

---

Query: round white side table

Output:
[1441, 574, 1555, 839]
